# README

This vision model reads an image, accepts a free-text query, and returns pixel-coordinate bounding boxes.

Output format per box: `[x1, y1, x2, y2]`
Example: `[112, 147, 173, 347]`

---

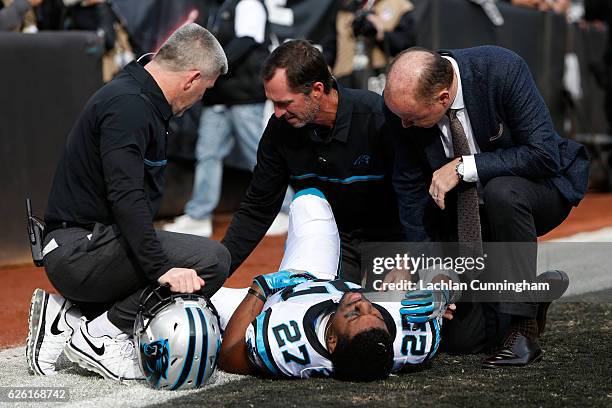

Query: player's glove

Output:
[400, 289, 453, 323]
[253, 270, 316, 298]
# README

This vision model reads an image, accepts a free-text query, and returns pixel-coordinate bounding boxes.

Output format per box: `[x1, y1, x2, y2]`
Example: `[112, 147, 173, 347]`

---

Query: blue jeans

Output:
[185, 104, 292, 219]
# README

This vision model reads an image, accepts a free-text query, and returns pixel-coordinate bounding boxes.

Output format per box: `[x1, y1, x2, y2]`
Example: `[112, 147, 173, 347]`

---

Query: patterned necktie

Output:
[446, 109, 482, 242]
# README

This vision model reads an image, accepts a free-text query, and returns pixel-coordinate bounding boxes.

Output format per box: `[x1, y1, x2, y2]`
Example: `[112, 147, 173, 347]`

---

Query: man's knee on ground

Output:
[440, 333, 485, 354]
[440, 307, 488, 354]
[483, 177, 529, 213]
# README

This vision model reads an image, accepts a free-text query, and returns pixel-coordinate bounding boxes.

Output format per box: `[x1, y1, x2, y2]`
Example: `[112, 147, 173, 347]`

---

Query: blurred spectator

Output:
[322, 0, 416, 90]
[503, 0, 570, 14]
[62, 0, 133, 81]
[584, 0, 612, 130]
[163, 0, 293, 237]
[33, 0, 63, 30]
[566, 0, 585, 23]
[63, 0, 115, 50]
[0, 0, 41, 31]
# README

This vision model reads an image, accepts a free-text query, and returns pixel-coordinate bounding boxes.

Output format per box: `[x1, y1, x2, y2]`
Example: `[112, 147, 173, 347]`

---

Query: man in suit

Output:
[383, 46, 589, 367]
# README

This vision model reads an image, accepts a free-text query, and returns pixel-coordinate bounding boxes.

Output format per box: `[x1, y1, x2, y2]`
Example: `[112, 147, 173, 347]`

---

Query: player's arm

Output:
[219, 271, 316, 374]
[218, 283, 265, 375]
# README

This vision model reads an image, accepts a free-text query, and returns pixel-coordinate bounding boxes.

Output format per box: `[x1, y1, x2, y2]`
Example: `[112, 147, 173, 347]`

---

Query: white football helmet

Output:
[134, 288, 222, 390]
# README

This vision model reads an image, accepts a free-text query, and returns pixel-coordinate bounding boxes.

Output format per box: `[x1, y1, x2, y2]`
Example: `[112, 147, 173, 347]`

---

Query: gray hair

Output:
[154, 23, 228, 78]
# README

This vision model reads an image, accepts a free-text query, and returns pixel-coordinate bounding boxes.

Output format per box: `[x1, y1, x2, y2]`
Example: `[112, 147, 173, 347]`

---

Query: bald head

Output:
[384, 48, 456, 128]
[385, 48, 453, 105]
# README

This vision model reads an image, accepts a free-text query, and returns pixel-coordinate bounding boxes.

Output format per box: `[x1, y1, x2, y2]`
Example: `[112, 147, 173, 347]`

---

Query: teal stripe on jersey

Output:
[290, 173, 384, 184]
[255, 310, 279, 375]
[144, 158, 167, 166]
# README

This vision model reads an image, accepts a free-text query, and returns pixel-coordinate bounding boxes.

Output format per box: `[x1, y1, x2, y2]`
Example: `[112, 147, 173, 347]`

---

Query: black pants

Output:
[43, 223, 230, 334]
[338, 231, 405, 285]
[337, 233, 364, 285]
[441, 176, 572, 353]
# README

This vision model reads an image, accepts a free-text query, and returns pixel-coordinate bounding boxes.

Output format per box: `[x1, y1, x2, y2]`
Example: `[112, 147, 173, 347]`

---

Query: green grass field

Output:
[153, 297, 611, 408]
[2, 292, 608, 408]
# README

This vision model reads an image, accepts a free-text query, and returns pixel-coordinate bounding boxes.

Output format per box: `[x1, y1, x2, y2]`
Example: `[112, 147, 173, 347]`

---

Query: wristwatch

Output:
[455, 158, 464, 181]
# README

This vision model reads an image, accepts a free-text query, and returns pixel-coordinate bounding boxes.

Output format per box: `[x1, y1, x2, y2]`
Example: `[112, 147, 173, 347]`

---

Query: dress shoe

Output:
[535, 270, 569, 334]
[482, 331, 542, 369]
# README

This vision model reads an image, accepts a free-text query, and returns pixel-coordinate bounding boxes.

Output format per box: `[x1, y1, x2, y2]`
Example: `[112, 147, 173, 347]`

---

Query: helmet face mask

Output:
[134, 288, 222, 390]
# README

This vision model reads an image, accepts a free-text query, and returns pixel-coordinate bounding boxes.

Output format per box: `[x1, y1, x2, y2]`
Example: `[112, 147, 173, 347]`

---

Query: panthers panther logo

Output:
[141, 339, 170, 387]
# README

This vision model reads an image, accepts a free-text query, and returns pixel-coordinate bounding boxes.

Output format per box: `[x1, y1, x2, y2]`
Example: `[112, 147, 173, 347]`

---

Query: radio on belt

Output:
[26, 198, 45, 267]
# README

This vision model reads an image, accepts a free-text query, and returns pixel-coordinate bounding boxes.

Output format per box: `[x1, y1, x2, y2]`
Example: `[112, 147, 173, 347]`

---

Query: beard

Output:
[285, 95, 320, 128]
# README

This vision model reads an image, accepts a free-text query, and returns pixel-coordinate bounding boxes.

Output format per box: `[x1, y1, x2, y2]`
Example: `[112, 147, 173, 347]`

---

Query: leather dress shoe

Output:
[536, 270, 569, 334]
[482, 331, 542, 369]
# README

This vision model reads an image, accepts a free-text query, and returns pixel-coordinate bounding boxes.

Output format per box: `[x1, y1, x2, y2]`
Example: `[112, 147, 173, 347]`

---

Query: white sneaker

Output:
[64, 319, 144, 381]
[162, 214, 213, 237]
[266, 213, 289, 236]
[26, 288, 81, 375]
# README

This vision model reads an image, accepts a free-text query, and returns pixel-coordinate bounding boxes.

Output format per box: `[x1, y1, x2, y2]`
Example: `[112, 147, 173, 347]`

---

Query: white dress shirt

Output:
[235, 0, 267, 44]
[436, 56, 481, 187]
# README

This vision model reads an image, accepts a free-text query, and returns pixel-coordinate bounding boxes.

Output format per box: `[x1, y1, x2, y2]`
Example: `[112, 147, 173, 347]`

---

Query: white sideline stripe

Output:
[0, 346, 245, 408]
[547, 226, 612, 242]
[539, 226, 612, 296]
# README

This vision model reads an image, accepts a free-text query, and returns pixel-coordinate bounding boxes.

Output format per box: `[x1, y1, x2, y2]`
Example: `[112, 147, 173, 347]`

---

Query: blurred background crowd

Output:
[2, 0, 611, 240]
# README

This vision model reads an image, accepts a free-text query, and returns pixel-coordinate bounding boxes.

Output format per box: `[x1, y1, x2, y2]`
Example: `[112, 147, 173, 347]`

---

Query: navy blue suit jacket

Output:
[390, 46, 590, 241]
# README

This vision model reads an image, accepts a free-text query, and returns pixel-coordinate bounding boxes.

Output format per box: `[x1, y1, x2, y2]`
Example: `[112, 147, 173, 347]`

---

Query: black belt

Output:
[45, 221, 95, 236]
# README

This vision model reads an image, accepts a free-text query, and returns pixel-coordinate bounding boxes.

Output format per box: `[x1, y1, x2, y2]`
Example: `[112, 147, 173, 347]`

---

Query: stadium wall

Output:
[0, 32, 104, 265]
[0, 0, 607, 266]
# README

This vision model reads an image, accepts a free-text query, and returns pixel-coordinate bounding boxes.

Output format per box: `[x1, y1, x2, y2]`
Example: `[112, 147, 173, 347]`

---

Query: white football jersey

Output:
[245, 279, 441, 378]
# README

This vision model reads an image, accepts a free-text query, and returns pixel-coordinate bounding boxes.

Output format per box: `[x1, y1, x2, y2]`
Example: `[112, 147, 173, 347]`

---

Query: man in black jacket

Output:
[164, 0, 293, 237]
[26, 24, 230, 381]
[222, 40, 403, 285]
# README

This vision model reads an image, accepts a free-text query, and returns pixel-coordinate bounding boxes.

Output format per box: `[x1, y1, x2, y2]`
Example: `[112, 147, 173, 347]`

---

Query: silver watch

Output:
[455, 159, 464, 180]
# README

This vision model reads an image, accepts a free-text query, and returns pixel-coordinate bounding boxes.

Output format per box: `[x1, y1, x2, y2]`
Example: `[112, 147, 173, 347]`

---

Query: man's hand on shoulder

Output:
[158, 268, 205, 293]
[429, 157, 461, 210]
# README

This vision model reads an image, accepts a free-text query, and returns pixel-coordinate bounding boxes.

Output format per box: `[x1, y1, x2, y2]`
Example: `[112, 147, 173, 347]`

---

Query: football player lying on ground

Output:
[211, 188, 456, 381]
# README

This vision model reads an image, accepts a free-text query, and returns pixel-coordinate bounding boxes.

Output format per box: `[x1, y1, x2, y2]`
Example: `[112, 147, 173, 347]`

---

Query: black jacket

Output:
[45, 61, 173, 280]
[222, 84, 402, 274]
[204, 0, 269, 106]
